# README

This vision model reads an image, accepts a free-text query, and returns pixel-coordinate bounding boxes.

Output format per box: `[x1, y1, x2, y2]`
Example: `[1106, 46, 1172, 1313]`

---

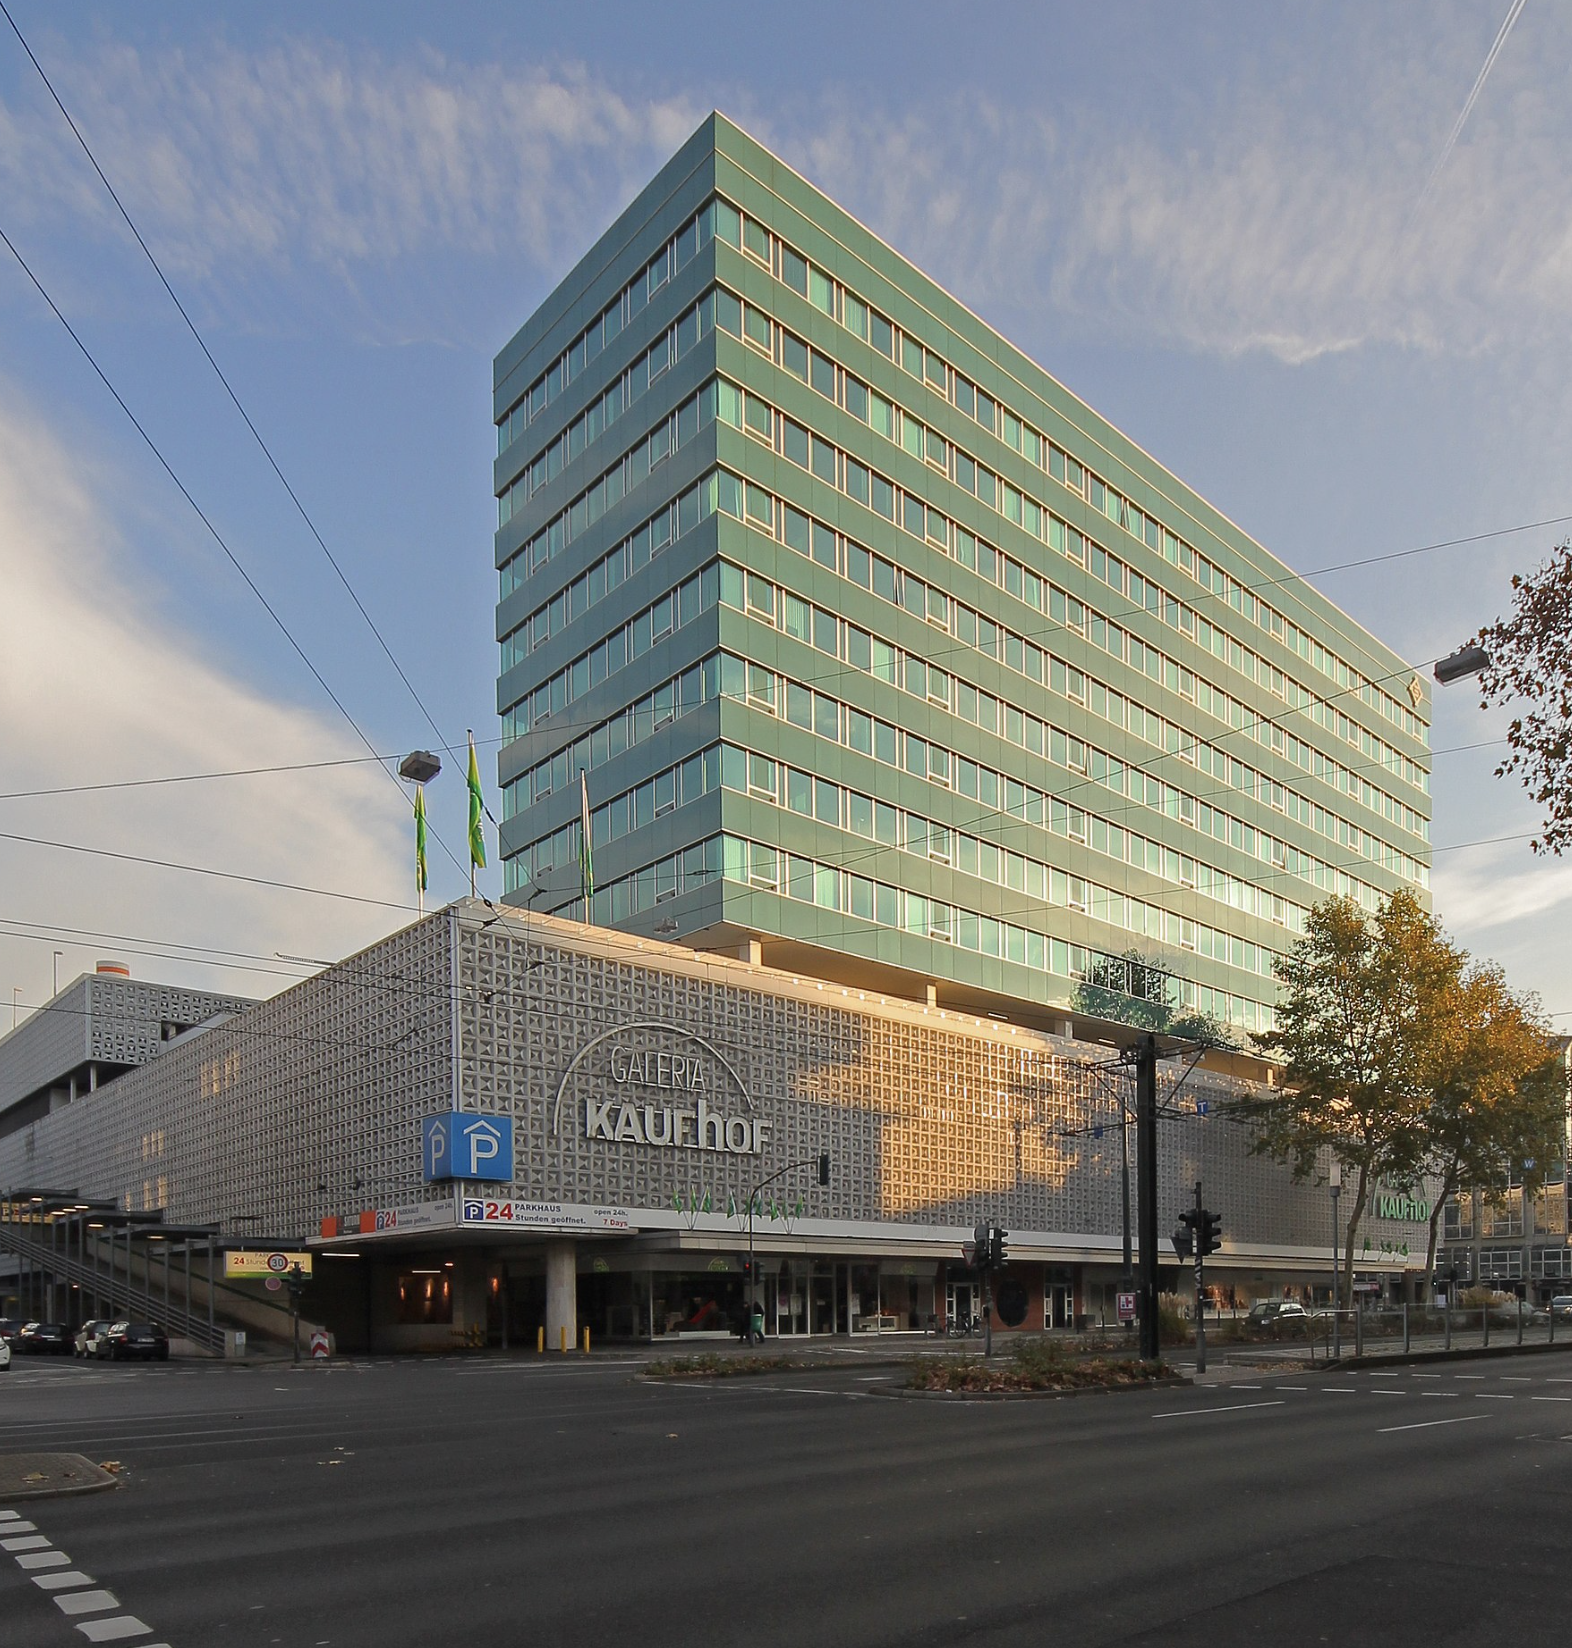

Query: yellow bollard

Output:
[582, 1326, 590, 1354]
[537, 1325, 544, 1354]
[559, 1324, 567, 1354]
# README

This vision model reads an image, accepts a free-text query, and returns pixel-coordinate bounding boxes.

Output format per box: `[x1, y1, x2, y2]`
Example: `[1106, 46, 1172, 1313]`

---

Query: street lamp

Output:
[397, 750, 443, 784]
[396, 751, 442, 917]
[1330, 1162, 1342, 1362]
[1433, 645, 1491, 686]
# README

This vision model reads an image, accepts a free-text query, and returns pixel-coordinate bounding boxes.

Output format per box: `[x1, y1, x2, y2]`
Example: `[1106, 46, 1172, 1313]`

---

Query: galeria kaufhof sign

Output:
[554, 1023, 768, 1156]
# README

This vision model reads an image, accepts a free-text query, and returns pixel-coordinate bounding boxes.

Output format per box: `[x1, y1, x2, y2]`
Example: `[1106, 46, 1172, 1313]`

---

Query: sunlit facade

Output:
[493, 115, 1431, 1041]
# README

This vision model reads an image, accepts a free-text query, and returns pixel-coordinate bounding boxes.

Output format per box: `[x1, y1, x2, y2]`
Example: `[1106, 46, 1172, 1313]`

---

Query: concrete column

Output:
[739, 939, 762, 966]
[545, 1240, 577, 1352]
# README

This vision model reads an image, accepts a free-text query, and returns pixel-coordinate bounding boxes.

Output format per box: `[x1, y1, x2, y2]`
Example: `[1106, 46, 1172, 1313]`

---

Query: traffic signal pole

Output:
[1193, 1182, 1207, 1376]
[1136, 1034, 1160, 1362]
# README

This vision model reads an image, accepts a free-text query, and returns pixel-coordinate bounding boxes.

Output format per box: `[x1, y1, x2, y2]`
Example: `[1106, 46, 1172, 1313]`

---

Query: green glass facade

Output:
[493, 114, 1431, 1036]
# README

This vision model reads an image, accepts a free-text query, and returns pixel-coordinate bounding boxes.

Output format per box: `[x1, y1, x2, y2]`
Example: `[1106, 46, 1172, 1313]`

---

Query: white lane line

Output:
[1274, 1385, 1308, 1391]
[1421, 1391, 1461, 1398]
[1454, 1374, 1486, 1380]
[1532, 1396, 1572, 1402]
[1369, 1389, 1407, 1396]
[55, 1590, 120, 1617]
[1231, 1383, 1262, 1389]
[1323, 1387, 1358, 1393]
[1548, 1378, 1572, 1384]
[1501, 1377, 1532, 1383]
[17, 1552, 72, 1570]
[1412, 1373, 1441, 1380]
[2, 1535, 52, 1551]
[1152, 1401, 1285, 1419]
[0, 1521, 37, 1533]
[1368, 1372, 1400, 1378]
[75, 1619, 154, 1642]
[1475, 1394, 1516, 1400]
[1380, 1413, 1494, 1434]
[34, 1572, 96, 1591]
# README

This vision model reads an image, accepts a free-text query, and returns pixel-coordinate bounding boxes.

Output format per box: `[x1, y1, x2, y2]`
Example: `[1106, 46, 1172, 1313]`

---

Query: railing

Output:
[0, 1219, 225, 1354]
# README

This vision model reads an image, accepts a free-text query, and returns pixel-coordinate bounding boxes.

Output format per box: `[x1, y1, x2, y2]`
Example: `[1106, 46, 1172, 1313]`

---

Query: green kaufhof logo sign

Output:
[1374, 1191, 1430, 1222]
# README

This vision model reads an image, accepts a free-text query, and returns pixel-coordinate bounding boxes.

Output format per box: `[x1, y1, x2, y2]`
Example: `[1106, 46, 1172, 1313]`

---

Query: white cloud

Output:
[0, 385, 414, 1009]
[0, 40, 701, 284]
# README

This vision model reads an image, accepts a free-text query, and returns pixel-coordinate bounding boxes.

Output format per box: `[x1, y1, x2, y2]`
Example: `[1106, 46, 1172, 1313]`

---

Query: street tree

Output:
[1230, 890, 1462, 1296]
[1416, 962, 1564, 1287]
[1475, 540, 1572, 854]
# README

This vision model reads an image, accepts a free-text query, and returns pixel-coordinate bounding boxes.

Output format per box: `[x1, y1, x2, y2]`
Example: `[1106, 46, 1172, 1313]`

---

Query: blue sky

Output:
[0, 1, 1567, 1022]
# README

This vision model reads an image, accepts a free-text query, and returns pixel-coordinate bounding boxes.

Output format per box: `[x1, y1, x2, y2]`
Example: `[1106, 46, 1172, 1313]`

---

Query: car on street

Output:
[1549, 1295, 1572, 1320]
[100, 1321, 170, 1361]
[0, 1338, 10, 1372]
[0, 1318, 24, 1345]
[16, 1321, 72, 1355]
[74, 1319, 112, 1358]
[1246, 1300, 1309, 1325]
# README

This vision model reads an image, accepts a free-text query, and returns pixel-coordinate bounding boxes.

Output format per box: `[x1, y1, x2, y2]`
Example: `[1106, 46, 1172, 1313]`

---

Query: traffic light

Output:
[974, 1221, 990, 1268]
[989, 1227, 1007, 1269]
[1196, 1209, 1222, 1258]
[740, 1257, 755, 1283]
[818, 1153, 831, 1187]
[1171, 1225, 1194, 1260]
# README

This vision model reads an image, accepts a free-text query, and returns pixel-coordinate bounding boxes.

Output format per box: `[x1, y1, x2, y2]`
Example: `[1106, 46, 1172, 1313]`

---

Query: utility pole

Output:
[1193, 1182, 1207, 1375]
[1135, 1033, 1160, 1362]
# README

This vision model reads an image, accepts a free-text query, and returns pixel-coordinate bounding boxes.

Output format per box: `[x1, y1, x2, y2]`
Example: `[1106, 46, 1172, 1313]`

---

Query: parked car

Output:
[74, 1320, 111, 1358]
[1550, 1295, 1572, 1319]
[0, 1318, 25, 1344]
[101, 1322, 169, 1362]
[1246, 1301, 1312, 1335]
[16, 1321, 72, 1355]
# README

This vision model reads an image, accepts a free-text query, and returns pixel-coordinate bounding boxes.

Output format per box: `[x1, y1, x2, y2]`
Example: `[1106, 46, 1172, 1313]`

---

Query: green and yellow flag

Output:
[467, 734, 487, 874]
[579, 769, 594, 905]
[413, 785, 429, 895]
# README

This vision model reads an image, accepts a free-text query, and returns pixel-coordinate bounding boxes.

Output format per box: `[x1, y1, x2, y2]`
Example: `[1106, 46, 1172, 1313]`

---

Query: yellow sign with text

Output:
[223, 1251, 313, 1279]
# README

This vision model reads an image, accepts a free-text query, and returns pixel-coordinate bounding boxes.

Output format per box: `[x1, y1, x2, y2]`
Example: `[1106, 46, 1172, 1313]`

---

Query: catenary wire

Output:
[0, 217, 480, 888]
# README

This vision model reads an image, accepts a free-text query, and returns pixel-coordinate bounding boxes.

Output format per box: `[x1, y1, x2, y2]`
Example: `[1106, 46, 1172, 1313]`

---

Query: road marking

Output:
[1501, 1377, 1532, 1383]
[1532, 1396, 1572, 1402]
[1369, 1389, 1407, 1396]
[1231, 1383, 1262, 1389]
[1454, 1374, 1486, 1380]
[1368, 1372, 1400, 1378]
[1421, 1391, 1461, 1398]
[2, 1535, 51, 1551]
[33, 1572, 96, 1590]
[75, 1619, 155, 1642]
[1412, 1373, 1441, 1379]
[55, 1590, 120, 1616]
[1323, 1387, 1358, 1393]
[1379, 1413, 1494, 1434]
[1152, 1401, 1285, 1419]
[17, 1552, 71, 1569]
[1474, 1394, 1516, 1400]
[1274, 1385, 1307, 1391]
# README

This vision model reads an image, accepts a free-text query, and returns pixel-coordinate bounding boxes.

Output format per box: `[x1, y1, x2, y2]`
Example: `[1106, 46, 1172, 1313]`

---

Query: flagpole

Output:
[468, 728, 476, 900]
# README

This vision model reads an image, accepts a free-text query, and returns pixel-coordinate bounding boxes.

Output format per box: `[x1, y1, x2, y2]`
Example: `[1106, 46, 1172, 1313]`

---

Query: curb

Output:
[0, 1453, 120, 1504]
[869, 1373, 1191, 1403]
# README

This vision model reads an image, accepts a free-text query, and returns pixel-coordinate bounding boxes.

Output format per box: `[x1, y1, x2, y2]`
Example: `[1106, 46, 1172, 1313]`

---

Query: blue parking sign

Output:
[423, 1112, 514, 1182]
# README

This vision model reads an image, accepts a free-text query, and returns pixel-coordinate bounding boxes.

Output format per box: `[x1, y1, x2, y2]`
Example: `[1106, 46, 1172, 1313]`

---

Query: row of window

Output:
[713, 531, 1426, 896]
[498, 287, 724, 541]
[709, 462, 1428, 849]
[717, 198, 1426, 743]
[711, 743, 1301, 943]
[503, 558, 716, 733]
[499, 656, 717, 821]
[557, 829, 1279, 1036]
[706, 647, 1403, 920]
[496, 198, 721, 454]
[497, 356, 720, 568]
[711, 360, 1430, 805]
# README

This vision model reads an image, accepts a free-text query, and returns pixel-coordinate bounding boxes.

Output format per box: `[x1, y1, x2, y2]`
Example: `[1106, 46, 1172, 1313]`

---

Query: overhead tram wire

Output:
[0, 220, 478, 889]
[0, 1, 461, 781]
[0, 738, 506, 804]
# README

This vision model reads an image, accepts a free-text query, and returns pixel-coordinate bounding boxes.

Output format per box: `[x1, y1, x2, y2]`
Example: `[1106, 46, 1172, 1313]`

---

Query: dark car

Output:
[16, 1321, 72, 1355]
[102, 1322, 169, 1362]
[0, 1318, 25, 1344]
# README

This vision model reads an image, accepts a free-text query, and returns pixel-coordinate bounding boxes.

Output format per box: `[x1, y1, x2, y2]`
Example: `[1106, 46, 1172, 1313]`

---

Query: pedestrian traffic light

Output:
[1196, 1209, 1222, 1258]
[989, 1227, 1007, 1269]
[818, 1153, 830, 1187]
[1171, 1225, 1194, 1260]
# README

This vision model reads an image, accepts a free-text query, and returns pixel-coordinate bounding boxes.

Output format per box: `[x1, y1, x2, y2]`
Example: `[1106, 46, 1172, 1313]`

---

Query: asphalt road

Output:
[3, 1348, 1571, 1647]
